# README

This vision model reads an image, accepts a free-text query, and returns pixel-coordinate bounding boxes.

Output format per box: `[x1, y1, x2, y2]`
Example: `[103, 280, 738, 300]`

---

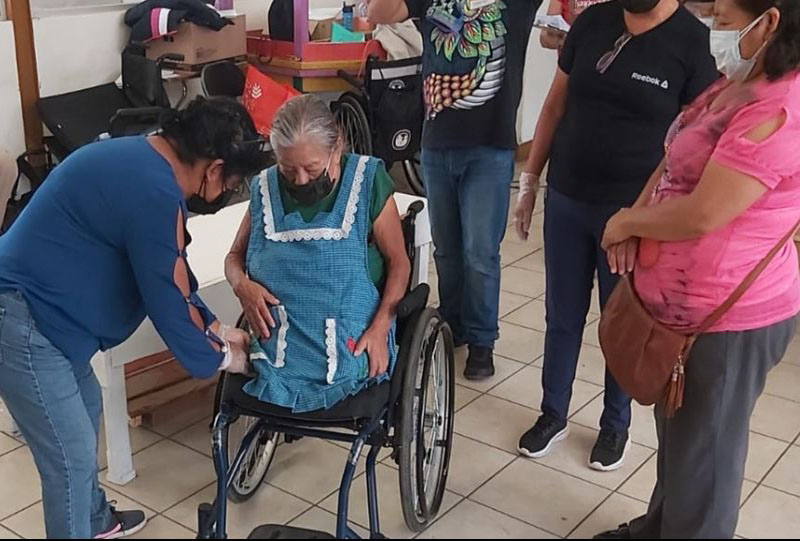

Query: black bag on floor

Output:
[2, 151, 51, 235]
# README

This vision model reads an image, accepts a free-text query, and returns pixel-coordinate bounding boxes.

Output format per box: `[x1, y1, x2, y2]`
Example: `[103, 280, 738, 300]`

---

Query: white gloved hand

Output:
[217, 323, 249, 350]
[219, 342, 252, 375]
[514, 172, 540, 241]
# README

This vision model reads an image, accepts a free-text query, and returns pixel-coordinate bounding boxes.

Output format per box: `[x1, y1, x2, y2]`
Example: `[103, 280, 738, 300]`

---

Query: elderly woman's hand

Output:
[355, 318, 391, 379]
[233, 278, 280, 340]
[602, 209, 635, 250]
[606, 238, 639, 275]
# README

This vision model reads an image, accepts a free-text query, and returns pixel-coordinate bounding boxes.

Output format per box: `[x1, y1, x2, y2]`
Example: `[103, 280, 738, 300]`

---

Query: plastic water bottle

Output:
[342, 2, 354, 31]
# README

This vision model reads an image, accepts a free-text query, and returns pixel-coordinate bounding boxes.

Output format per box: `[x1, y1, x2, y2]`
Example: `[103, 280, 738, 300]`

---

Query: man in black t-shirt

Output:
[369, 0, 541, 379]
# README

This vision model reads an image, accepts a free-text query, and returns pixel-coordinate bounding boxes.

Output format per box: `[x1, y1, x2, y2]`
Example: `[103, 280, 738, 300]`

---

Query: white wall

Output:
[517, 15, 560, 143]
[0, 21, 26, 156]
[34, 10, 129, 97]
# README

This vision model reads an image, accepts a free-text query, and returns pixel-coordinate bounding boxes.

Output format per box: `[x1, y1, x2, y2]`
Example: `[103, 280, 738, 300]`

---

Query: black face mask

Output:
[620, 0, 660, 14]
[187, 190, 233, 214]
[280, 169, 335, 206]
[187, 176, 234, 215]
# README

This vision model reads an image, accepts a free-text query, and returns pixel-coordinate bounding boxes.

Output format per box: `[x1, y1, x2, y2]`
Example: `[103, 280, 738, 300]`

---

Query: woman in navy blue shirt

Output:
[0, 97, 268, 539]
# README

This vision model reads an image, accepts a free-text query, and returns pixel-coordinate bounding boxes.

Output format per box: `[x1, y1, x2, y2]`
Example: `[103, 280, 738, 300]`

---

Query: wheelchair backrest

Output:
[364, 56, 424, 165]
[122, 47, 171, 109]
[201, 61, 246, 99]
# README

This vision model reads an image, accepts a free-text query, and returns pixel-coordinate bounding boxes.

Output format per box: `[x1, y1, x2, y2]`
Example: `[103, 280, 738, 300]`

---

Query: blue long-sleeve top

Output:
[0, 137, 223, 378]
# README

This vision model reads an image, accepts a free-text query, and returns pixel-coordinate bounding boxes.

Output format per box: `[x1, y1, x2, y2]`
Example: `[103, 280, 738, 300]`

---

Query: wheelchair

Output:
[331, 56, 426, 197]
[197, 202, 455, 539]
[36, 46, 182, 162]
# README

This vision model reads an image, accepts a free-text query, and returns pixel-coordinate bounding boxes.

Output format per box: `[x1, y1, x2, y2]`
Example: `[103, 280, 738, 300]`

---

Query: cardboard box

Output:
[310, 18, 334, 42]
[146, 14, 247, 66]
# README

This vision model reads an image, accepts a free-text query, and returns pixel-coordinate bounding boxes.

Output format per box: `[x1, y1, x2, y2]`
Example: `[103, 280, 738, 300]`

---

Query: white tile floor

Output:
[2, 189, 800, 539]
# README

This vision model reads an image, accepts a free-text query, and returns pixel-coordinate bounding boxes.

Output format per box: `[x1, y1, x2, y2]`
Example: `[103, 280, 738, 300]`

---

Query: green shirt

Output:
[278, 159, 395, 286]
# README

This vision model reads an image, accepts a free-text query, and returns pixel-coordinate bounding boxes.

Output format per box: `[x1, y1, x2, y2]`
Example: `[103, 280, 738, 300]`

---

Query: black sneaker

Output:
[589, 430, 630, 472]
[593, 523, 631, 539]
[94, 504, 147, 539]
[463, 345, 495, 381]
[518, 414, 569, 459]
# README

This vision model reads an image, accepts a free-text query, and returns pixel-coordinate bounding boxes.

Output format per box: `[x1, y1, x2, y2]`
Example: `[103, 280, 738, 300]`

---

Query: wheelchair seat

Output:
[37, 47, 179, 162]
[38, 83, 134, 156]
[223, 373, 390, 429]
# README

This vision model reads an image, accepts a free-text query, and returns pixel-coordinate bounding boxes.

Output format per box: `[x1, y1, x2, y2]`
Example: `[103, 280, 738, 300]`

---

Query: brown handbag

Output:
[599, 219, 800, 417]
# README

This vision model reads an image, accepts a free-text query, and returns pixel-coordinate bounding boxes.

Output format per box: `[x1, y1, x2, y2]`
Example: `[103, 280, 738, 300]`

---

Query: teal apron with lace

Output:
[244, 154, 397, 413]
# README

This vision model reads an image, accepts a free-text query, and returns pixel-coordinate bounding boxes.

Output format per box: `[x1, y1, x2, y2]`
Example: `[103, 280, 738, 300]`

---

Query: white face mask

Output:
[709, 13, 768, 81]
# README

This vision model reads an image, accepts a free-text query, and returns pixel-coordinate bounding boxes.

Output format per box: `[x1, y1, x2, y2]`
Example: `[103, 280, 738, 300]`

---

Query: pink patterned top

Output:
[634, 71, 800, 333]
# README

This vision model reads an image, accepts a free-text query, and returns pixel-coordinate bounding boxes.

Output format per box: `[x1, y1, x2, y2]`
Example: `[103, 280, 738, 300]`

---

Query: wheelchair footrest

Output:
[247, 524, 335, 539]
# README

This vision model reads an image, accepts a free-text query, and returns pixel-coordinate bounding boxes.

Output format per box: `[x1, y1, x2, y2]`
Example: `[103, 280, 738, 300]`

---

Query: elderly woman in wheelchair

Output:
[225, 93, 410, 412]
[199, 94, 456, 540]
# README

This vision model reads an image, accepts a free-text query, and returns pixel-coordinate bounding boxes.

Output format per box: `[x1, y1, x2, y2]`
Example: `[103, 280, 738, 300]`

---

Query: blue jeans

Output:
[541, 188, 632, 433]
[421, 146, 514, 348]
[0, 291, 112, 538]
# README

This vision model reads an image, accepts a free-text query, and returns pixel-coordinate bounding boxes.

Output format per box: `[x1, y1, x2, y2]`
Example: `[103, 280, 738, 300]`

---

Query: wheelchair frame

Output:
[197, 202, 455, 540]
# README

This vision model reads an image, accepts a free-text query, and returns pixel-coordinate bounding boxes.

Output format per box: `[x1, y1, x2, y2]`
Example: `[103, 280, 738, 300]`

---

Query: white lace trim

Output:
[249, 306, 288, 368]
[260, 156, 368, 242]
[275, 305, 288, 368]
[325, 318, 337, 385]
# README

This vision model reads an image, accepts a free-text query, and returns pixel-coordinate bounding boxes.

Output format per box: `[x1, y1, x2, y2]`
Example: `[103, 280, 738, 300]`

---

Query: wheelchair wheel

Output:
[398, 308, 455, 532]
[332, 93, 373, 156]
[225, 410, 279, 503]
[213, 317, 280, 503]
[402, 154, 425, 196]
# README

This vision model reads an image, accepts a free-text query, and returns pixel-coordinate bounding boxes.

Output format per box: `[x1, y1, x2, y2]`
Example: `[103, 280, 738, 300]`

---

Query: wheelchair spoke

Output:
[226, 415, 278, 500]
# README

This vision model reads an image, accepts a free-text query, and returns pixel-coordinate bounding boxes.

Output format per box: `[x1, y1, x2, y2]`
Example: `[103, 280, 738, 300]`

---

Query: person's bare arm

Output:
[603, 160, 768, 246]
[539, 0, 567, 50]
[522, 68, 569, 176]
[355, 198, 410, 378]
[371, 198, 410, 325]
[603, 111, 790, 248]
[225, 212, 279, 339]
[225, 213, 251, 297]
[367, 0, 410, 24]
[632, 158, 666, 209]
[604, 158, 666, 273]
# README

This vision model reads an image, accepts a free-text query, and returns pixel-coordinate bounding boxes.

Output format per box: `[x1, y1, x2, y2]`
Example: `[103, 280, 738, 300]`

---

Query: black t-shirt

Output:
[548, 1, 719, 206]
[404, 0, 541, 150]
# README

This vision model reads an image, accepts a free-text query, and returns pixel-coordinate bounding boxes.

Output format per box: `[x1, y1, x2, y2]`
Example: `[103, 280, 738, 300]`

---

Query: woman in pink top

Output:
[596, 0, 800, 538]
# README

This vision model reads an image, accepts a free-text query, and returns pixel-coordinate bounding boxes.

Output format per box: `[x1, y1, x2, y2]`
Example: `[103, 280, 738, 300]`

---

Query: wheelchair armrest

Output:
[156, 54, 185, 75]
[404, 200, 424, 220]
[157, 53, 185, 65]
[337, 69, 364, 92]
[109, 106, 166, 138]
[111, 106, 164, 119]
[396, 283, 430, 321]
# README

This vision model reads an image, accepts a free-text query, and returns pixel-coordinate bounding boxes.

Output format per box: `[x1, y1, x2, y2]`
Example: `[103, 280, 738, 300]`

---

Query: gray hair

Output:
[269, 94, 341, 156]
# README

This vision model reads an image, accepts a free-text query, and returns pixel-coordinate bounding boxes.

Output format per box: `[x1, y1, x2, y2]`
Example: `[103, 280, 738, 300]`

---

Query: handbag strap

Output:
[696, 215, 800, 334]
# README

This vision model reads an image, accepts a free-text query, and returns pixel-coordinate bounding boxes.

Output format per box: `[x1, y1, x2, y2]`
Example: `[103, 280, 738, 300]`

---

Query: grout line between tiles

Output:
[451, 426, 641, 497]
[564, 490, 616, 539]
[459, 456, 564, 539]
[0, 499, 41, 527]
